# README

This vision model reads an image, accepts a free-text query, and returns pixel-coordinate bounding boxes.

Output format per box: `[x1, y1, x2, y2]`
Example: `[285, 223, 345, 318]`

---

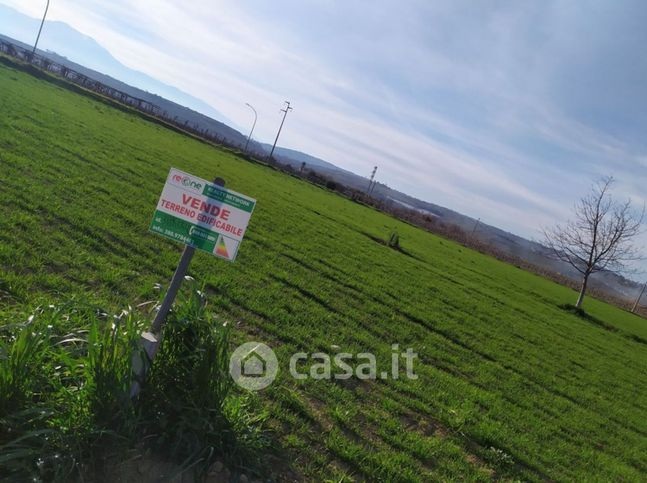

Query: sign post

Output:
[131, 168, 256, 397]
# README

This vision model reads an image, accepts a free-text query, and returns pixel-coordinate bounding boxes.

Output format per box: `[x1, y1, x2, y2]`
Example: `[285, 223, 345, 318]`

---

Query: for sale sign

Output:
[150, 168, 256, 261]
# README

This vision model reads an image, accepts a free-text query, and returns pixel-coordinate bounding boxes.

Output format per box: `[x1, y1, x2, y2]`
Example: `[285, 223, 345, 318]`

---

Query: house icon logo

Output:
[229, 342, 278, 391]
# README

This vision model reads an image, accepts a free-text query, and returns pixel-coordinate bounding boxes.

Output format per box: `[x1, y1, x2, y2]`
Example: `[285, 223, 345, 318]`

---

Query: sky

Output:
[3, 0, 647, 271]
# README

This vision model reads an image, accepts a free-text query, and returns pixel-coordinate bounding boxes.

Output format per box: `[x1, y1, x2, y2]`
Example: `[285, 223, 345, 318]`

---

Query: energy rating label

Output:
[150, 168, 256, 261]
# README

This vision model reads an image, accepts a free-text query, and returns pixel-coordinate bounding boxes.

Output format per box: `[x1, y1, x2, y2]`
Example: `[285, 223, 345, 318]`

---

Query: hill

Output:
[1, 57, 646, 481]
[261, 143, 354, 173]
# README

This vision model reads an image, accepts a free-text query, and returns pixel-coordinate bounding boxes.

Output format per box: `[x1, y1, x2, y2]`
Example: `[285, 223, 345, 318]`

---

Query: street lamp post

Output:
[244, 103, 257, 153]
[32, 0, 51, 56]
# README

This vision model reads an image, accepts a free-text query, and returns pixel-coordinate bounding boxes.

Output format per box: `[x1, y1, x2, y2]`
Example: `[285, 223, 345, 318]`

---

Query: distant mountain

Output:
[0, 4, 233, 127]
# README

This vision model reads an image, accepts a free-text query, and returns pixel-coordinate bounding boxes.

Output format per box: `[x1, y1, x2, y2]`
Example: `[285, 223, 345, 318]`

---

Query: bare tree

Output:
[543, 176, 644, 308]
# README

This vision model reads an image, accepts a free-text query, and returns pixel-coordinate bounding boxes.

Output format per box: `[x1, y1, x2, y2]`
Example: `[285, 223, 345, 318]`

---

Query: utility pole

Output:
[367, 166, 377, 193]
[32, 0, 51, 56]
[471, 218, 481, 237]
[632, 282, 647, 313]
[244, 103, 257, 153]
[269, 101, 292, 161]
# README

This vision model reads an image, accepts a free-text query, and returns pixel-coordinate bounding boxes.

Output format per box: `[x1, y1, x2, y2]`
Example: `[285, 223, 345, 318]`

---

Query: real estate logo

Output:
[229, 341, 278, 391]
[229, 341, 418, 391]
[171, 173, 203, 192]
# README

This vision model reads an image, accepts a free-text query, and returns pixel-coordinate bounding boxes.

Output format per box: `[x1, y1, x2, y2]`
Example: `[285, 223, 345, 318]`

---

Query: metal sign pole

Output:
[151, 245, 196, 333]
[131, 176, 225, 397]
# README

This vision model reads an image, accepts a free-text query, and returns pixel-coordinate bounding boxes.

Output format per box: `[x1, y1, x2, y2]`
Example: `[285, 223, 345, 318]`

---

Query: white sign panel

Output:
[150, 168, 256, 261]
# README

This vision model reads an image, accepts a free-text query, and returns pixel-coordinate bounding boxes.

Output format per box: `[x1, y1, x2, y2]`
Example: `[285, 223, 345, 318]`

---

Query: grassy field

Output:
[1, 58, 647, 481]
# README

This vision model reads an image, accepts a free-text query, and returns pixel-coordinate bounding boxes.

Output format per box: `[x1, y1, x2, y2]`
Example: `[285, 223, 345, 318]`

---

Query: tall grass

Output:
[0, 316, 50, 416]
[141, 283, 269, 476]
[0, 314, 57, 480]
[85, 308, 142, 428]
[0, 286, 269, 481]
[0, 303, 141, 480]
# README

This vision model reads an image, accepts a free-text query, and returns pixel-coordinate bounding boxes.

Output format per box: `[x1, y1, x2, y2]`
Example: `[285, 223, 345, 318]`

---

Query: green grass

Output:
[1, 58, 647, 481]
